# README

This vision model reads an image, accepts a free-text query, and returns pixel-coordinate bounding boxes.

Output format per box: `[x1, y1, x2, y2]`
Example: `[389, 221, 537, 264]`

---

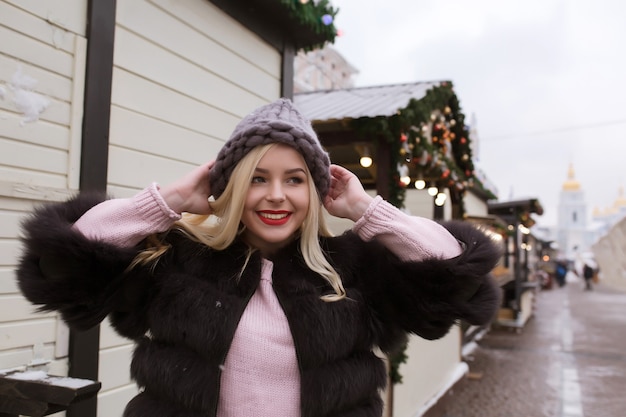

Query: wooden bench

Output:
[0, 370, 100, 417]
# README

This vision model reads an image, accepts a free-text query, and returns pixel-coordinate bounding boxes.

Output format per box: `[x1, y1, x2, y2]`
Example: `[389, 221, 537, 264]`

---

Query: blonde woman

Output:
[18, 98, 501, 417]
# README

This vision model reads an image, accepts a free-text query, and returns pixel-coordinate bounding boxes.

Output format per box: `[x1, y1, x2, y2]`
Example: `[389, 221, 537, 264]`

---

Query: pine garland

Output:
[353, 82, 487, 212]
[388, 340, 409, 384]
[279, 0, 339, 50]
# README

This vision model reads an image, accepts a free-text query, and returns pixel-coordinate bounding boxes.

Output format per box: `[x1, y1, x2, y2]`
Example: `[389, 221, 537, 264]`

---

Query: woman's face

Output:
[241, 144, 310, 255]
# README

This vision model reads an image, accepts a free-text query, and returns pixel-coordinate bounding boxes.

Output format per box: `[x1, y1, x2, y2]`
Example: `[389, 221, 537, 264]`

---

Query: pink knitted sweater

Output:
[73, 183, 461, 416]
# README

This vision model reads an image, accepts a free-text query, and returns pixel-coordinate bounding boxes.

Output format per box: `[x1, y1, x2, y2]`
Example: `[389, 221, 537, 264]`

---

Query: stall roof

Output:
[488, 198, 544, 216]
[210, 0, 338, 51]
[488, 198, 544, 227]
[294, 81, 444, 121]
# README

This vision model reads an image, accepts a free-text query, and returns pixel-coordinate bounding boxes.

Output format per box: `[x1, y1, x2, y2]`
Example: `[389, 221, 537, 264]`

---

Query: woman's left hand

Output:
[323, 165, 373, 221]
[160, 161, 215, 215]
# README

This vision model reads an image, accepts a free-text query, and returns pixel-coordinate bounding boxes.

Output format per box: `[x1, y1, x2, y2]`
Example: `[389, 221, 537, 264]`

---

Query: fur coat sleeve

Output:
[17, 193, 152, 332]
[327, 221, 502, 347]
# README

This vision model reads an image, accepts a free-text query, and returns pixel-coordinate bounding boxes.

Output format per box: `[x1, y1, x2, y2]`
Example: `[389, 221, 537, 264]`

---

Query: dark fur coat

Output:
[17, 193, 502, 417]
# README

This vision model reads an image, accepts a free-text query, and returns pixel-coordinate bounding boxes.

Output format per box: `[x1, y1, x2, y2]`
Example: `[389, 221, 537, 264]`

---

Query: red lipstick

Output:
[257, 210, 291, 226]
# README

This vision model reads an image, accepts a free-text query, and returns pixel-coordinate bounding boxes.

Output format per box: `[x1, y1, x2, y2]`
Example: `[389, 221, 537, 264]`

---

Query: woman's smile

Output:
[257, 210, 292, 225]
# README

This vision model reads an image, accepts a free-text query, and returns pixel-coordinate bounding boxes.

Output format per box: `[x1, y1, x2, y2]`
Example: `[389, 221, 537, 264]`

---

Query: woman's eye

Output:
[251, 176, 266, 183]
[287, 177, 304, 184]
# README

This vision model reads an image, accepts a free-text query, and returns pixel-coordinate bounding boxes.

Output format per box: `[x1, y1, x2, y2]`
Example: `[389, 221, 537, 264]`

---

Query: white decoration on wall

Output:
[5, 67, 51, 125]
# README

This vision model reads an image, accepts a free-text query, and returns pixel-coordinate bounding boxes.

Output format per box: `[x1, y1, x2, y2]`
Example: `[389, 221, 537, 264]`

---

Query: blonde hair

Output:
[133, 144, 346, 302]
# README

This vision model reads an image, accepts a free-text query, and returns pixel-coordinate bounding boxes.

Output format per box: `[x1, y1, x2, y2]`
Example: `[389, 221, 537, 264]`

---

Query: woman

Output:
[18, 98, 501, 417]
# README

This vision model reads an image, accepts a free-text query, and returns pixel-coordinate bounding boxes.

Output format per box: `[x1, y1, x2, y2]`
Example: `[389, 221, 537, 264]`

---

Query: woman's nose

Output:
[266, 181, 286, 202]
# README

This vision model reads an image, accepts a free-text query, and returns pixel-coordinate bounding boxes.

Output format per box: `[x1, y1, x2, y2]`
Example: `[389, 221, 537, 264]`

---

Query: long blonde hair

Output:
[133, 144, 346, 302]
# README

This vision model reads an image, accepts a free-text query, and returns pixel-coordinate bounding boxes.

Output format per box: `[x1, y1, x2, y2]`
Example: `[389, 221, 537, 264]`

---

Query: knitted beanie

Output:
[210, 98, 331, 199]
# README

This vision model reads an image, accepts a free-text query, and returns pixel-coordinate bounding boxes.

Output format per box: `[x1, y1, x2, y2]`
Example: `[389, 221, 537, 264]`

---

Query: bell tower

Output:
[557, 164, 587, 259]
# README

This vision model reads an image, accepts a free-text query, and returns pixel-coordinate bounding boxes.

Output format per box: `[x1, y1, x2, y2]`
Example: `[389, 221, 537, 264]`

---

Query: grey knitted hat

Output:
[210, 98, 331, 199]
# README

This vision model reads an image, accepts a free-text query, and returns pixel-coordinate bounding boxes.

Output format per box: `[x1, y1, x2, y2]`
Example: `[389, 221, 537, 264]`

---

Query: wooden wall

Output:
[108, 0, 281, 197]
[0, 0, 87, 388]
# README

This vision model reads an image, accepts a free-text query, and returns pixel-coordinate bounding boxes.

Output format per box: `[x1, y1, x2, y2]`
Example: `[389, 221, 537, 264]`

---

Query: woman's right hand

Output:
[159, 161, 215, 215]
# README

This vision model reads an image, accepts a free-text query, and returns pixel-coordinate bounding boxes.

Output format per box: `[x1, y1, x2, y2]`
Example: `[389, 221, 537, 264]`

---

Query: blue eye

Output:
[287, 177, 304, 184]
[251, 176, 266, 183]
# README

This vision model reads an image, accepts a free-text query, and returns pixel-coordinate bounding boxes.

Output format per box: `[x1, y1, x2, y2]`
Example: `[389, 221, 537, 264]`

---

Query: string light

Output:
[360, 145, 373, 168]
[398, 164, 410, 186]
[414, 172, 425, 189]
[321, 14, 333, 25]
[435, 193, 447, 206]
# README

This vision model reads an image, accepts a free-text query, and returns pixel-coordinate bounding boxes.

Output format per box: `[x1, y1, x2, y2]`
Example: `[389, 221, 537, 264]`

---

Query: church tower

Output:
[557, 164, 588, 259]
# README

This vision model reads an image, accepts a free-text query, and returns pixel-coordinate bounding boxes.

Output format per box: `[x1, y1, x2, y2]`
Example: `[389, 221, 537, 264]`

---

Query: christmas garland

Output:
[279, 0, 339, 50]
[353, 82, 478, 211]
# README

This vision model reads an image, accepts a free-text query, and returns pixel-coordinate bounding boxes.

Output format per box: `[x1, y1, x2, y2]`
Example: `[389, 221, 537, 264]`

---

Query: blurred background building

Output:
[294, 45, 358, 92]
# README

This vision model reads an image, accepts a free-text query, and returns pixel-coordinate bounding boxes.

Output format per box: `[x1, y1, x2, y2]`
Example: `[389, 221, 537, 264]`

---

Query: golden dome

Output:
[614, 186, 626, 208]
[562, 163, 581, 191]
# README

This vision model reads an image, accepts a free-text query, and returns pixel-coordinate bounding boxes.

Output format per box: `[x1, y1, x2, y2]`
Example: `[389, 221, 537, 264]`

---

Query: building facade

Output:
[294, 45, 358, 92]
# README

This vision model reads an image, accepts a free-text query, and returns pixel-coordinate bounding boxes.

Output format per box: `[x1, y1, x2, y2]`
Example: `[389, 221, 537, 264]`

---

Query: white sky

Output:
[329, 0, 626, 226]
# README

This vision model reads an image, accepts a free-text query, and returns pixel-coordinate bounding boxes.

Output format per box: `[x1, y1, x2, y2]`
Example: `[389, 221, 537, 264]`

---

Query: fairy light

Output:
[321, 14, 333, 25]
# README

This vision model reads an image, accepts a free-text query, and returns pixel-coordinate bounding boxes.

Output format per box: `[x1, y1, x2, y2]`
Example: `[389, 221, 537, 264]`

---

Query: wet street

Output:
[439, 274, 626, 417]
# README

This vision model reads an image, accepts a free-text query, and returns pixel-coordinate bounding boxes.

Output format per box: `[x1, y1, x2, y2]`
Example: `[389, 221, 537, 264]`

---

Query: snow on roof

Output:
[3, 370, 95, 389]
[294, 81, 444, 122]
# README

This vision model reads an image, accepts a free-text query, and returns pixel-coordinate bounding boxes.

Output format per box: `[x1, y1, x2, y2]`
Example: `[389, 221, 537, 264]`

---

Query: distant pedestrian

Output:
[555, 260, 568, 287]
[583, 262, 595, 291]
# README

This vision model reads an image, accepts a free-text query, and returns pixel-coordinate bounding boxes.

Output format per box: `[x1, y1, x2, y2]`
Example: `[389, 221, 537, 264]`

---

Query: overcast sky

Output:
[329, 0, 626, 226]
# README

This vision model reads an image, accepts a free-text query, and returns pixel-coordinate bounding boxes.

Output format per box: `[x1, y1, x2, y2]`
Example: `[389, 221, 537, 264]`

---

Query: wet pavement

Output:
[439, 273, 626, 417]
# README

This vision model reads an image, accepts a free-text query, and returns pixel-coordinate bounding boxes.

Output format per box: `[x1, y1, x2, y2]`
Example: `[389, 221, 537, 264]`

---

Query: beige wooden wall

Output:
[108, 0, 281, 198]
[0, 3, 88, 410]
[394, 330, 462, 417]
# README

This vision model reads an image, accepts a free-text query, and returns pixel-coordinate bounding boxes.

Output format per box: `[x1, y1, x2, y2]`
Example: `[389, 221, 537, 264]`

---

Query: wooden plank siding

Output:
[3, 0, 88, 37]
[108, 0, 281, 198]
[0, 3, 87, 417]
